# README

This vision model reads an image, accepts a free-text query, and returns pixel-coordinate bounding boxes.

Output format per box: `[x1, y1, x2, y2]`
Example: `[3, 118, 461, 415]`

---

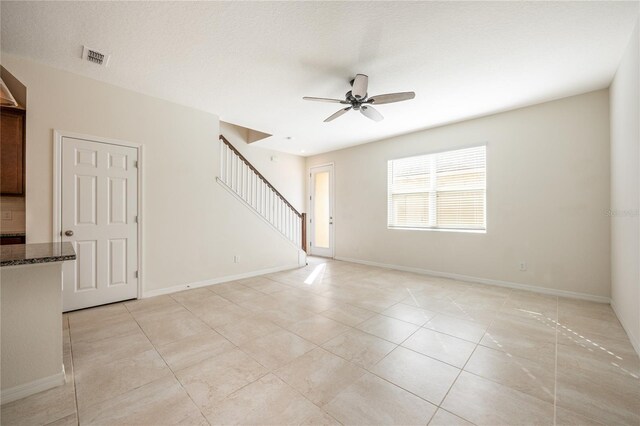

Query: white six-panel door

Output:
[61, 136, 138, 312]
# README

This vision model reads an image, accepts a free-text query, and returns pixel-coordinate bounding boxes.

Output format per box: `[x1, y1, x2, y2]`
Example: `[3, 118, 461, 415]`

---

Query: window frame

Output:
[387, 143, 487, 233]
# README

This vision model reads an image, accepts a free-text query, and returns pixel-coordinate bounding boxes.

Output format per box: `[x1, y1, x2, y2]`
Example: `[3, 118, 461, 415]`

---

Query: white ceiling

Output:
[1, 1, 638, 155]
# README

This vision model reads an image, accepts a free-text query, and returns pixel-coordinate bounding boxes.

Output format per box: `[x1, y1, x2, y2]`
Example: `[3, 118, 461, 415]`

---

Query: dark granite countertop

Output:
[0, 232, 26, 237]
[1, 242, 76, 267]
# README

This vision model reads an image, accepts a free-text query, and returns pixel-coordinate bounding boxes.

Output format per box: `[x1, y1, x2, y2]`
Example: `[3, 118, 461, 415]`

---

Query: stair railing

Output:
[218, 135, 306, 252]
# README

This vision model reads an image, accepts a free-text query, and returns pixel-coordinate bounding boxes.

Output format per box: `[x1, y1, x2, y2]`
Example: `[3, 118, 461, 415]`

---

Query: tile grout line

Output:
[203, 280, 353, 425]
[275, 279, 511, 413]
[67, 305, 148, 423]
[299, 312, 472, 423]
[65, 316, 81, 426]
[124, 300, 213, 426]
[164, 290, 343, 423]
[435, 341, 480, 425]
[234, 364, 345, 426]
[432, 291, 511, 425]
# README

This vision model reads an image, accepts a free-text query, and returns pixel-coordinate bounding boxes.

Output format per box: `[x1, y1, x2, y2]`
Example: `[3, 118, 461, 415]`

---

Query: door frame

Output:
[308, 162, 335, 258]
[52, 130, 144, 300]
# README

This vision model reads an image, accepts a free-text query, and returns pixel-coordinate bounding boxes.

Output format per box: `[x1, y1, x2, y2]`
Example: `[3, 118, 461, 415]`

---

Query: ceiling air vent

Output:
[82, 46, 110, 67]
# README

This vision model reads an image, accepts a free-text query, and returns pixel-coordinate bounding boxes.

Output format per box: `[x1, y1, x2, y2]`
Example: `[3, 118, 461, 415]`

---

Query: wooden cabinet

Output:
[1, 106, 25, 195]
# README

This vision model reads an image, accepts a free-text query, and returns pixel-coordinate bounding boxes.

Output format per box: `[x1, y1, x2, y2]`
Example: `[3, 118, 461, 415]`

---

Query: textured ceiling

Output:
[1, 1, 638, 155]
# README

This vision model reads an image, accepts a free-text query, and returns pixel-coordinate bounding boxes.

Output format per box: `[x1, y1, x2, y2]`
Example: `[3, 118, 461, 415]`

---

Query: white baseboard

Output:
[1, 370, 65, 405]
[335, 256, 611, 304]
[610, 298, 640, 356]
[142, 263, 301, 298]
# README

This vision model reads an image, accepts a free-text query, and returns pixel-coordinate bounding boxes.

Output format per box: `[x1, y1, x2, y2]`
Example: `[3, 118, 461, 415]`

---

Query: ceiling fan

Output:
[303, 74, 415, 123]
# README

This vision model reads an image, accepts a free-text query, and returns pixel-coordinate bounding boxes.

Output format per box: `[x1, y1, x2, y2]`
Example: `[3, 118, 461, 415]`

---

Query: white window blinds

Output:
[387, 145, 486, 231]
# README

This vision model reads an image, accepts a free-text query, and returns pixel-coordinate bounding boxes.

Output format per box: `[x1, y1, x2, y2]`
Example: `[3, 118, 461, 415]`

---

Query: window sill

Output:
[387, 226, 487, 234]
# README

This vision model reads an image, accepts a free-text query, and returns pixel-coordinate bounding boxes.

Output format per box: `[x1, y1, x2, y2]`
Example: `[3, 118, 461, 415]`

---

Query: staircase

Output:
[217, 135, 307, 252]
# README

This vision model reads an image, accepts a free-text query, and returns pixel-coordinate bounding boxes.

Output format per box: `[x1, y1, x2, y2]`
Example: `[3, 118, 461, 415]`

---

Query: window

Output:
[387, 145, 486, 231]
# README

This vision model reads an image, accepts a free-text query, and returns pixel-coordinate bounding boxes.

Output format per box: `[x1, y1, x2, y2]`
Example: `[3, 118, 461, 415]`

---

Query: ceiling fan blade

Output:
[367, 92, 415, 104]
[303, 96, 348, 104]
[352, 74, 368, 99]
[324, 107, 352, 122]
[360, 105, 384, 122]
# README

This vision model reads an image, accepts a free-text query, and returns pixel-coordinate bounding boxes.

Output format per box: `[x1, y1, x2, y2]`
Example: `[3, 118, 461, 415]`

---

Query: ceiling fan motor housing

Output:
[345, 91, 366, 110]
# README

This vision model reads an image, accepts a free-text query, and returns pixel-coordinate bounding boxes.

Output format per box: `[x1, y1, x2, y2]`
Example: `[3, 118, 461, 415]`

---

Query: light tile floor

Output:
[2, 257, 639, 425]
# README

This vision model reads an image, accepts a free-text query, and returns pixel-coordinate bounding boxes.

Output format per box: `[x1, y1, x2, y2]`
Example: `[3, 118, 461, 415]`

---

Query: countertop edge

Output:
[1, 254, 76, 267]
[1, 242, 77, 268]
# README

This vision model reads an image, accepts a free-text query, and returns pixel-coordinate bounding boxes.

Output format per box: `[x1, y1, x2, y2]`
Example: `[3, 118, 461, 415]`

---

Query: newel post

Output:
[301, 213, 307, 252]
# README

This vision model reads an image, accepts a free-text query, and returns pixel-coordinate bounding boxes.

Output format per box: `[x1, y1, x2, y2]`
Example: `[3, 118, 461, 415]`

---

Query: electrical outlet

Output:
[233, 255, 240, 264]
[519, 261, 527, 272]
[1, 211, 12, 220]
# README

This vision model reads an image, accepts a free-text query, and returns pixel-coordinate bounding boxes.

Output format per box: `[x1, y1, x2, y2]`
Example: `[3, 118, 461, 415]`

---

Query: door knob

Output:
[64, 230, 74, 237]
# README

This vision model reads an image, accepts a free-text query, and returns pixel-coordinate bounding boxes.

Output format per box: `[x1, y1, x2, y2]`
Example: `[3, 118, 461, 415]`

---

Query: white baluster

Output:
[224, 145, 229, 184]
[253, 177, 257, 212]
[236, 156, 241, 193]
[230, 153, 234, 190]
[256, 175, 260, 211]
[258, 179, 262, 215]
[227, 148, 232, 185]
[287, 208, 290, 240]
[237, 157, 241, 194]
[249, 167, 252, 204]
[234, 153, 237, 188]
[253, 174, 257, 209]
[232, 153, 236, 190]
[224, 146, 228, 184]
[236, 155, 241, 193]
[279, 199, 282, 232]
[244, 164, 248, 201]
[244, 164, 249, 201]
[239, 159, 244, 197]
[241, 163, 245, 200]
[220, 142, 225, 182]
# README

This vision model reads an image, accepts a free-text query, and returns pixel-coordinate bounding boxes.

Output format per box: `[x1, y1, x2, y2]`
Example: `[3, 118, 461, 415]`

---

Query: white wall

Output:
[610, 20, 639, 353]
[307, 90, 611, 299]
[1, 54, 301, 294]
[220, 122, 306, 212]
